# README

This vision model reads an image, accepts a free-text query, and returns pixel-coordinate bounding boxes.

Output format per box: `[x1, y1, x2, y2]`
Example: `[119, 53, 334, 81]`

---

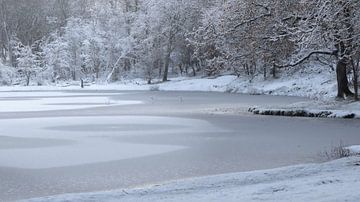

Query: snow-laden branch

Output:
[233, 4, 271, 29]
[275, 50, 337, 68]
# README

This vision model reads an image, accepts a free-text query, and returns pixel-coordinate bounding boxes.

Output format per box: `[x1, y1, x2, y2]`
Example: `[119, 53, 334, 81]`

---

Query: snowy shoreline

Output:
[25, 152, 360, 202]
[1, 74, 359, 119]
[0, 73, 338, 99]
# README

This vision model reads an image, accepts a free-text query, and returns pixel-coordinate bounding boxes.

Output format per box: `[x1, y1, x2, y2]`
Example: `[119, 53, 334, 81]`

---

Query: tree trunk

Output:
[25, 72, 31, 86]
[336, 59, 354, 99]
[0, 47, 5, 63]
[354, 69, 359, 100]
[179, 64, 183, 75]
[72, 70, 76, 81]
[272, 64, 276, 78]
[191, 65, 196, 77]
[163, 45, 171, 82]
[3, 24, 15, 67]
[158, 65, 162, 77]
[263, 66, 267, 80]
[95, 62, 100, 79]
[352, 59, 359, 101]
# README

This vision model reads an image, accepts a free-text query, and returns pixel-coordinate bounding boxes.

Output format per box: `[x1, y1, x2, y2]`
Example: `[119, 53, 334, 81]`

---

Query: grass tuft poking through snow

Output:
[319, 142, 352, 161]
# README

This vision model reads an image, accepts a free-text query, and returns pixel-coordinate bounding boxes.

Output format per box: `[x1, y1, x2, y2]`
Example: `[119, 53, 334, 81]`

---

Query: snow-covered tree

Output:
[16, 45, 40, 85]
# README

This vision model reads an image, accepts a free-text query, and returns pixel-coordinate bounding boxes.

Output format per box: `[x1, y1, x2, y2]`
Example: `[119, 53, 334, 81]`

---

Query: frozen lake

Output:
[0, 90, 359, 201]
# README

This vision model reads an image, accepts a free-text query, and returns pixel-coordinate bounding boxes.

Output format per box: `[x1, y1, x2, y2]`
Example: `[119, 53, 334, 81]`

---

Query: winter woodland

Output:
[0, 0, 359, 99]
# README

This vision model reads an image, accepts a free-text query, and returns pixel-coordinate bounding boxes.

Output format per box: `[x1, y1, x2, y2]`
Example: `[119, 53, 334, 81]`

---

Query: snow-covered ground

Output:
[0, 72, 336, 99]
[0, 66, 337, 100]
[26, 152, 360, 202]
[249, 100, 360, 119]
[0, 64, 339, 100]
[348, 146, 360, 154]
[2, 65, 357, 118]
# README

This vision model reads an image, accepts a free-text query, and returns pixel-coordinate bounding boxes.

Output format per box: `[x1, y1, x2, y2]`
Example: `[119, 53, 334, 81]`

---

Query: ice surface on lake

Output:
[0, 116, 223, 169]
[0, 140, 183, 169]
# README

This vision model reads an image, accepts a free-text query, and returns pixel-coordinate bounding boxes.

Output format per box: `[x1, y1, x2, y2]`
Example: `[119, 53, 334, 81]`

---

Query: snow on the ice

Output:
[0, 116, 224, 168]
[0, 92, 141, 112]
[0, 91, 119, 97]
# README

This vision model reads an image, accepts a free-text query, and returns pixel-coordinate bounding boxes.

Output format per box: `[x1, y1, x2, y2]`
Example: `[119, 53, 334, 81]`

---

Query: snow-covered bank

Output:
[0, 66, 337, 100]
[249, 100, 360, 119]
[25, 152, 360, 202]
[1, 66, 358, 118]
